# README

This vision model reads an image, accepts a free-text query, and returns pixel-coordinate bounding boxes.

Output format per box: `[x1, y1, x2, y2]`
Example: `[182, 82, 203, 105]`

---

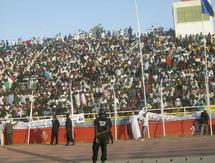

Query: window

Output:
[176, 6, 209, 23]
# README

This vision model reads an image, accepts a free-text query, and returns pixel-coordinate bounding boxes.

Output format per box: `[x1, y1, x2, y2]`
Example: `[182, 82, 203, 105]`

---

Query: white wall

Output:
[175, 21, 214, 37]
[173, 0, 214, 37]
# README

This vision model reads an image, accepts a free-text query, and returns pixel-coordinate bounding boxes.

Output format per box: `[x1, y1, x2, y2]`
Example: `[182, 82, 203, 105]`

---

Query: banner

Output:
[2, 112, 205, 129]
[146, 111, 201, 121]
[13, 113, 85, 129]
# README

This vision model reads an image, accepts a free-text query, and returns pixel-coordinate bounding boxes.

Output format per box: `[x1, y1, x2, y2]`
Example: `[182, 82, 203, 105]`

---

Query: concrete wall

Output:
[3, 119, 215, 145]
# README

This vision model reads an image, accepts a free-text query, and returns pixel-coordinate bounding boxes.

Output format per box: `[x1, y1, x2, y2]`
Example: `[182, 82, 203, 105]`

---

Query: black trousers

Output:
[108, 131, 113, 143]
[66, 130, 74, 144]
[50, 130, 58, 145]
[7, 133, 13, 145]
[92, 137, 107, 162]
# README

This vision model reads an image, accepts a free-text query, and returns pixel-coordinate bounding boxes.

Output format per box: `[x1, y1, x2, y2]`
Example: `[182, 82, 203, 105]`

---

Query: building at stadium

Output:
[173, 0, 214, 37]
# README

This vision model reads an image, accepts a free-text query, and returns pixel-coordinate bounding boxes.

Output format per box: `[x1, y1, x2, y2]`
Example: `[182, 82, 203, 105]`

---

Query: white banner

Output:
[146, 111, 201, 121]
[13, 113, 85, 129]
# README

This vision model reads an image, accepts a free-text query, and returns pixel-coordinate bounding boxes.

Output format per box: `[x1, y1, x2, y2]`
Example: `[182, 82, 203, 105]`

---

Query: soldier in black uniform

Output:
[65, 113, 75, 145]
[107, 118, 113, 144]
[200, 109, 209, 135]
[50, 115, 60, 145]
[92, 109, 111, 163]
[5, 120, 18, 145]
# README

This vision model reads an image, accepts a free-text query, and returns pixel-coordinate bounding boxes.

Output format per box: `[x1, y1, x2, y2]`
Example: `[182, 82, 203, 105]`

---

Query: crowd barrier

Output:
[1, 105, 215, 145]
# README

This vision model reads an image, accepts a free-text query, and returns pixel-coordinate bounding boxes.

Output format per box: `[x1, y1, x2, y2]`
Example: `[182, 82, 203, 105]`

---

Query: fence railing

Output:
[2, 105, 215, 122]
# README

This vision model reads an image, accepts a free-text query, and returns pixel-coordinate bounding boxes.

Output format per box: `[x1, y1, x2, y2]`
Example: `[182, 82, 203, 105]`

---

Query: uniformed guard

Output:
[65, 113, 75, 145]
[50, 115, 60, 145]
[107, 118, 113, 144]
[5, 120, 18, 145]
[92, 108, 110, 163]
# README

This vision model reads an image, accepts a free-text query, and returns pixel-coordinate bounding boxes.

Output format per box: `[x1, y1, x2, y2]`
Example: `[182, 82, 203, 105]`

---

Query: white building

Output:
[173, 0, 214, 37]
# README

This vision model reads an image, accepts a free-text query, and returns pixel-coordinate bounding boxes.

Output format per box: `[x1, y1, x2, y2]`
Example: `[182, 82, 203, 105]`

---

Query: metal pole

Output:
[160, 80, 166, 137]
[204, 42, 212, 136]
[134, 0, 150, 139]
[183, 107, 186, 117]
[70, 81, 75, 140]
[27, 91, 33, 144]
[112, 86, 118, 141]
[201, 13, 213, 135]
[113, 87, 118, 141]
[192, 92, 205, 106]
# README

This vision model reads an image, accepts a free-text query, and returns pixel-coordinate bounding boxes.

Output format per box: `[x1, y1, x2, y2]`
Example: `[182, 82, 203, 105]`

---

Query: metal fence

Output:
[3, 105, 214, 122]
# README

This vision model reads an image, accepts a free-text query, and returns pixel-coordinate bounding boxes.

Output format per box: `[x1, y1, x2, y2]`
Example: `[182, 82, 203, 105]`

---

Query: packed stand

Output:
[0, 27, 214, 118]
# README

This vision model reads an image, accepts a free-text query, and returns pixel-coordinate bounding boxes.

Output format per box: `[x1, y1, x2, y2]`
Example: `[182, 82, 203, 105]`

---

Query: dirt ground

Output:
[1, 136, 215, 163]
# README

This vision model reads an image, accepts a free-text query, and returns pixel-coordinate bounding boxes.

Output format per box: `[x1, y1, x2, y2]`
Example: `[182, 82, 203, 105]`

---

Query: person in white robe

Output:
[129, 113, 141, 139]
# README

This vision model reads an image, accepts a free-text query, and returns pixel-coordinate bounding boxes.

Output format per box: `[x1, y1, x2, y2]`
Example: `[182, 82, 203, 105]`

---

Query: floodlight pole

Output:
[134, 0, 150, 139]
[27, 91, 33, 144]
[160, 80, 166, 137]
[201, 13, 213, 136]
[113, 86, 118, 141]
[70, 81, 75, 140]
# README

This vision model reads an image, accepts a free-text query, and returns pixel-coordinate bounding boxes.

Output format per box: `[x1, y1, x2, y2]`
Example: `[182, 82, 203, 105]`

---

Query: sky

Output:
[0, 0, 213, 41]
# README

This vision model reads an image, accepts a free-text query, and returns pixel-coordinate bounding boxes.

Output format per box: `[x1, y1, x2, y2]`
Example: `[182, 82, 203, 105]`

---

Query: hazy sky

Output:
[0, 0, 213, 40]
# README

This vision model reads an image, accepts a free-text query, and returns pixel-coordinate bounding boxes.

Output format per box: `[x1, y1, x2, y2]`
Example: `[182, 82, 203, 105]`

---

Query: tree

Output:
[90, 24, 105, 38]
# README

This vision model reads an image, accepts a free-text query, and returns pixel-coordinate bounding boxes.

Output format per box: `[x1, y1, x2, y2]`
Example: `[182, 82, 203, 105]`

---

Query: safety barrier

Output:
[1, 105, 215, 122]
[1, 105, 215, 145]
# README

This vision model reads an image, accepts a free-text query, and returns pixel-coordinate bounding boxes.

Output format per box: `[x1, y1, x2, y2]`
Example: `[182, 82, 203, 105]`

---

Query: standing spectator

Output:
[0, 121, 4, 146]
[50, 115, 60, 145]
[200, 109, 209, 136]
[92, 108, 110, 163]
[5, 120, 18, 145]
[138, 111, 149, 141]
[65, 113, 75, 145]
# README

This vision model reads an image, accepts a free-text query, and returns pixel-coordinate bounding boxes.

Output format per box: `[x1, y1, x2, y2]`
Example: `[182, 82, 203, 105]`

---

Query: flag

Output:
[201, 0, 214, 17]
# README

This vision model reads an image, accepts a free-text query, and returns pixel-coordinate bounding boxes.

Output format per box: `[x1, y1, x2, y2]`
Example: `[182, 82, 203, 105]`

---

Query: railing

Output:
[2, 105, 215, 122]
[1, 105, 214, 142]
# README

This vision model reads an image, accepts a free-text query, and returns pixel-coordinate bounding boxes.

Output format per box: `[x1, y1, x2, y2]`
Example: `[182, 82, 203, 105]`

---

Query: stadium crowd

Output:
[0, 27, 214, 118]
